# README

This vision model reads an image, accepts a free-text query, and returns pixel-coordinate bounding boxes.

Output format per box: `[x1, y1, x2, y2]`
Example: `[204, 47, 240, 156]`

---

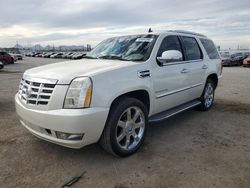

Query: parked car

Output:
[62, 52, 73, 58]
[67, 52, 78, 59]
[31, 52, 41, 57]
[25, 52, 34, 57]
[10, 54, 18, 62]
[72, 52, 87, 59]
[50, 53, 60, 58]
[54, 52, 64, 58]
[15, 30, 222, 157]
[0, 61, 4, 69]
[43, 52, 55, 58]
[16, 53, 23, 60]
[37, 53, 45, 57]
[243, 56, 250, 67]
[0, 51, 14, 64]
[220, 51, 231, 66]
[9, 53, 23, 60]
[221, 53, 244, 66]
[230, 53, 244, 66]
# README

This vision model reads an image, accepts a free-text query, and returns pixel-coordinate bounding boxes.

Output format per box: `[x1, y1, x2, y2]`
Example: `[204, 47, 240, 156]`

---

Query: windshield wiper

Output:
[97, 55, 129, 61]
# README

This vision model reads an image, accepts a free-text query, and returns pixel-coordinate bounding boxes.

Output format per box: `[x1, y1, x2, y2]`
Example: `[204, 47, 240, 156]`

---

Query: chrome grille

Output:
[19, 77, 57, 105]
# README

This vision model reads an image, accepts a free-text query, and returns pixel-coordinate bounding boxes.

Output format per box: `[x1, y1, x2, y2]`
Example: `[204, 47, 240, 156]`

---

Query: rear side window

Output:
[181, 36, 202, 61]
[200, 39, 220, 59]
[157, 35, 184, 61]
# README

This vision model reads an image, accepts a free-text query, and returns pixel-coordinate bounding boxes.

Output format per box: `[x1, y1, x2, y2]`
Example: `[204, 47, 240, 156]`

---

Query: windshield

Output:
[86, 34, 158, 61]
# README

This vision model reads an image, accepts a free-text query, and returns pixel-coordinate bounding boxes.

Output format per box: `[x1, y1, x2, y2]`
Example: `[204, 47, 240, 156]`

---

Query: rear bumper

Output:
[15, 94, 109, 148]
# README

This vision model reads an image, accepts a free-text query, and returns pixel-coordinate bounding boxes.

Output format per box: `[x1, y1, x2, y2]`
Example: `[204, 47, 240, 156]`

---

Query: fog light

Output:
[56, 131, 84, 141]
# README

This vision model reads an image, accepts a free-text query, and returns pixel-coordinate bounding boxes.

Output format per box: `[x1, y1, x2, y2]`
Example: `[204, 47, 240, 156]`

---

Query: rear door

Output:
[180, 36, 206, 99]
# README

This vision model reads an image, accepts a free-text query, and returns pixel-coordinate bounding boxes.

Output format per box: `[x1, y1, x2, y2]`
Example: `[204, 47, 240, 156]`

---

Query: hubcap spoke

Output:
[117, 131, 126, 142]
[135, 121, 144, 129]
[118, 120, 126, 128]
[126, 108, 132, 121]
[132, 110, 140, 122]
[125, 135, 131, 149]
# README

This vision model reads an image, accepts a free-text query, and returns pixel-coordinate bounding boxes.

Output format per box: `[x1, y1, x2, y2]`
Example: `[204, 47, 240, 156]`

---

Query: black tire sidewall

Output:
[108, 98, 148, 157]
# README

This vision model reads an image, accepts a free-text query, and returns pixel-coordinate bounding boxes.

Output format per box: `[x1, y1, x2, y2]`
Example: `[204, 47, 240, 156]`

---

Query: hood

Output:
[24, 59, 137, 84]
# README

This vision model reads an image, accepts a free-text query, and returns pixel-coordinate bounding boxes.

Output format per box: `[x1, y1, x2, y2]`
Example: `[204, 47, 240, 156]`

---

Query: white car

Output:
[15, 30, 222, 157]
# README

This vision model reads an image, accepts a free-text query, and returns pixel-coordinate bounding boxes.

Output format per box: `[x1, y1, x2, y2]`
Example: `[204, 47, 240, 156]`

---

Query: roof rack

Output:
[167, 30, 207, 37]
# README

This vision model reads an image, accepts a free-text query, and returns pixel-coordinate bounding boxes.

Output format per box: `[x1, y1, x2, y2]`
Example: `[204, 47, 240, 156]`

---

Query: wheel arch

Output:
[109, 89, 150, 114]
[207, 73, 218, 89]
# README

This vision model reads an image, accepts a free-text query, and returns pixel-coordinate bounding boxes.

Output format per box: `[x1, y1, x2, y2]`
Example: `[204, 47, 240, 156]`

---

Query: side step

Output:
[149, 100, 201, 123]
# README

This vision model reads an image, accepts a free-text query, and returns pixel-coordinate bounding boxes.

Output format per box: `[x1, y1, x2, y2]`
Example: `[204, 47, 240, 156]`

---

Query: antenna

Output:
[148, 28, 153, 33]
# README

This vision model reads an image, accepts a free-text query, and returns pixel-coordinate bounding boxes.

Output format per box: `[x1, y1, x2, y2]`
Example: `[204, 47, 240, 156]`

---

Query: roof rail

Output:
[167, 30, 207, 37]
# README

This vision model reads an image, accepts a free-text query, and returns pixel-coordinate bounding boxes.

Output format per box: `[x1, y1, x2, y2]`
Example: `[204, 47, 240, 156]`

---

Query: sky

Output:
[0, 0, 250, 49]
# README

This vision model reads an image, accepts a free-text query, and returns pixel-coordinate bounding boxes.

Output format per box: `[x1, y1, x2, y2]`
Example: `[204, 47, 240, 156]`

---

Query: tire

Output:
[100, 97, 148, 157]
[198, 79, 215, 111]
[10, 58, 14, 64]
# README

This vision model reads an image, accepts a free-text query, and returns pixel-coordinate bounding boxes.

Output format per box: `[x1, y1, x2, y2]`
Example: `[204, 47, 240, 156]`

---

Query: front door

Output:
[152, 35, 191, 114]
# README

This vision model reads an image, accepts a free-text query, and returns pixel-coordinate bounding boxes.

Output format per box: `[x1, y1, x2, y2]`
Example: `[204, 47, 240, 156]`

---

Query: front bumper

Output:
[15, 94, 109, 148]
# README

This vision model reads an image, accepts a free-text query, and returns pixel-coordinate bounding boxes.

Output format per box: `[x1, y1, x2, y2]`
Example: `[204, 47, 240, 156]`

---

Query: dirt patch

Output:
[214, 99, 250, 114]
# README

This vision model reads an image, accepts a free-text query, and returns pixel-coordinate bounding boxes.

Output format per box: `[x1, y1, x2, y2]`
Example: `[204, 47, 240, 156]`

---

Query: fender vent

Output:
[138, 70, 151, 78]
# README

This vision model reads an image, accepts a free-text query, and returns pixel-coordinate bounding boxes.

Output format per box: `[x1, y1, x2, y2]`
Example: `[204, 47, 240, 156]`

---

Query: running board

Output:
[149, 100, 201, 123]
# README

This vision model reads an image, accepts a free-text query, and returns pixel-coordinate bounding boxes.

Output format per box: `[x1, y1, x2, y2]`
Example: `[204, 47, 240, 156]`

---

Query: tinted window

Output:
[200, 39, 220, 59]
[182, 36, 202, 61]
[157, 35, 183, 62]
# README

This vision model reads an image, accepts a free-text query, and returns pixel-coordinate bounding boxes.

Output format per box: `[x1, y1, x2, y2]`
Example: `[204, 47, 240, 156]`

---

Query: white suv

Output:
[15, 30, 222, 157]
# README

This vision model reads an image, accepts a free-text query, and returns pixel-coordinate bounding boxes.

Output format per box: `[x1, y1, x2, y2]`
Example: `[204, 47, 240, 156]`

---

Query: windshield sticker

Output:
[136, 38, 154, 43]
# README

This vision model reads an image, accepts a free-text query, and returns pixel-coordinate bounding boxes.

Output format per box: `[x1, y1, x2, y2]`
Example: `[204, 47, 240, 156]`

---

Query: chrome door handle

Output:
[181, 68, 189, 73]
[202, 64, 208, 69]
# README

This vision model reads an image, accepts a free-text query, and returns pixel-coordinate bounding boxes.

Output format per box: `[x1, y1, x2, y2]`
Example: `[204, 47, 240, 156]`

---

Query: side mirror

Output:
[157, 50, 183, 65]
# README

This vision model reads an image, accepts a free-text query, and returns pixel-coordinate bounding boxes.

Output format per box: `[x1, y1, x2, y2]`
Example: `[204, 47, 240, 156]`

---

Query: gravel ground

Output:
[0, 57, 250, 188]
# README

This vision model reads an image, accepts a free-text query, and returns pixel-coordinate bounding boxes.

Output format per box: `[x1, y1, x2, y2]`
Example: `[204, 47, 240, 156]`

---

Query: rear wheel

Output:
[100, 97, 148, 157]
[10, 58, 14, 64]
[198, 79, 215, 111]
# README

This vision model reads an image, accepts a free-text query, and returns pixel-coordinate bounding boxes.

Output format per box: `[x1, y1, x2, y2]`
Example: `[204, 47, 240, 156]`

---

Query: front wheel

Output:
[100, 97, 148, 157]
[198, 79, 215, 111]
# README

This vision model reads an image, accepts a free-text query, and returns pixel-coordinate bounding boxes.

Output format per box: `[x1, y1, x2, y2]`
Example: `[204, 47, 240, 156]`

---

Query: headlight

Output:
[64, 77, 92, 109]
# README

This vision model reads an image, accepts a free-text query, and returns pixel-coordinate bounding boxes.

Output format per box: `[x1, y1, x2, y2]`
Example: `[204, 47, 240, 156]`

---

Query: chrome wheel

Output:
[116, 106, 145, 151]
[204, 83, 214, 108]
